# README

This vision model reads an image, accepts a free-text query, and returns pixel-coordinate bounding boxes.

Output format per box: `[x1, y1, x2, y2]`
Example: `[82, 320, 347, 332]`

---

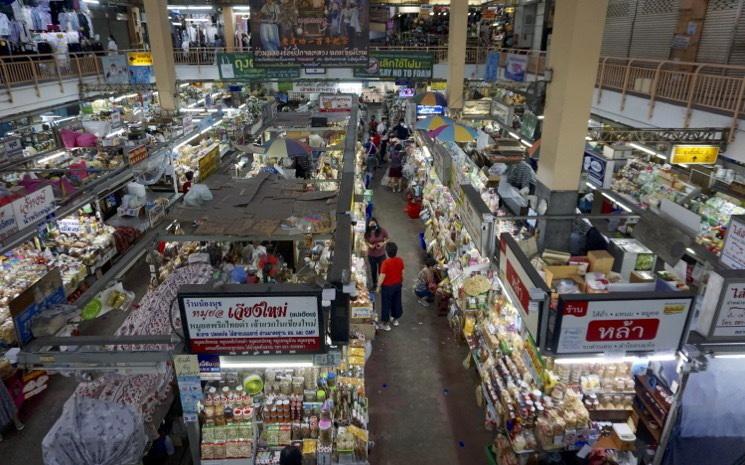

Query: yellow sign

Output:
[127, 51, 153, 66]
[430, 81, 447, 91]
[670, 144, 720, 164]
[198, 145, 220, 181]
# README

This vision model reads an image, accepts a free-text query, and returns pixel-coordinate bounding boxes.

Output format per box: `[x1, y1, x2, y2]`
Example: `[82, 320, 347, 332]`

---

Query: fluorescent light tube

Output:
[38, 150, 67, 164]
[167, 5, 213, 10]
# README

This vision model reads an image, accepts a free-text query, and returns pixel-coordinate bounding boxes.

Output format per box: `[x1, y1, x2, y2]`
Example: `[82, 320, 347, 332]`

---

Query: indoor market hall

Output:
[0, 1, 742, 465]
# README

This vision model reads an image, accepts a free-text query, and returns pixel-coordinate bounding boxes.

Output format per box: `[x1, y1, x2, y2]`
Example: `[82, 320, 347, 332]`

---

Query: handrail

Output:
[0, 45, 741, 137]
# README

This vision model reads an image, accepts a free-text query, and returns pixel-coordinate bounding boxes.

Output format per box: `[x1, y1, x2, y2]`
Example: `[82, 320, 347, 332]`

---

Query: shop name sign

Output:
[127, 145, 149, 166]
[554, 295, 692, 354]
[179, 291, 323, 355]
[13, 185, 55, 229]
[354, 51, 434, 80]
[498, 234, 546, 341]
[670, 144, 719, 165]
[217, 52, 300, 80]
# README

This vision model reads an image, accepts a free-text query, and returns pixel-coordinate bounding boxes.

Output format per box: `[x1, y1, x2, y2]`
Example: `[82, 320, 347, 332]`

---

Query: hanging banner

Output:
[10, 268, 66, 346]
[505, 53, 529, 82]
[353, 51, 434, 80]
[127, 51, 153, 66]
[484, 51, 500, 82]
[101, 54, 129, 84]
[319, 94, 354, 112]
[12, 185, 55, 229]
[178, 285, 324, 354]
[552, 294, 693, 354]
[216, 52, 301, 80]
[248, 0, 369, 67]
[521, 110, 538, 140]
[670, 144, 719, 165]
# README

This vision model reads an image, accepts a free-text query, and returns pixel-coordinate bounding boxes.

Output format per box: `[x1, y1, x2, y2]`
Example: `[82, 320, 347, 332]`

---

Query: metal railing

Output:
[0, 45, 742, 139]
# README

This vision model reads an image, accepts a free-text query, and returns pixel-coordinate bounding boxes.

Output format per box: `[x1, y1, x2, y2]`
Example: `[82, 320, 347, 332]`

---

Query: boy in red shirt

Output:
[376, 242, 404, 331]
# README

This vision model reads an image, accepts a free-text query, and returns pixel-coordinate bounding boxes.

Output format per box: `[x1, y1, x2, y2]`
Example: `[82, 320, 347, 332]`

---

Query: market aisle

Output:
[366, 175, 492, 465]
[0, 258, 152, 465]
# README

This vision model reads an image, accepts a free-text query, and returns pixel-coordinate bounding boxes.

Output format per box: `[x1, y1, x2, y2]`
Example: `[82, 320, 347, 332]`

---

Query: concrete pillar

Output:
[535, 0, 608, 250]
[143, 0, 177, 111]
[223, 7, 235, 52]
[446, 0, 468, 110]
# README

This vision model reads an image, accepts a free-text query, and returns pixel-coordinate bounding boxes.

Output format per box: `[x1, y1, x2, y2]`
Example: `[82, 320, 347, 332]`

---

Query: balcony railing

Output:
[0, 46, 741, 140]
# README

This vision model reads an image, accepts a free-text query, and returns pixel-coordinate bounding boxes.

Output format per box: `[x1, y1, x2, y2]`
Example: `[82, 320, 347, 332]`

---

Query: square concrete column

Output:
[223, 7, 235, 52]
[535, 0, 608, 250]
[446, 0, 468, 110]
[143, 0, 177, 111]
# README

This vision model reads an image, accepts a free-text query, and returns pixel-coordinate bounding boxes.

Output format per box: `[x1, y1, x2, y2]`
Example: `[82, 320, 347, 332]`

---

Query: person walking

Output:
[364, 218, 388, 291]
[376, 242, 404, 331]
[414, 257, 438, 306]
[388, 142, 405, 192]
[0, 379, 24, 442]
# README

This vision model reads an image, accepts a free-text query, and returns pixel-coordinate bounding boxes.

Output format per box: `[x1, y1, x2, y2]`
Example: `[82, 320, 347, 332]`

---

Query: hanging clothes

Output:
[0, 13, 11, 36]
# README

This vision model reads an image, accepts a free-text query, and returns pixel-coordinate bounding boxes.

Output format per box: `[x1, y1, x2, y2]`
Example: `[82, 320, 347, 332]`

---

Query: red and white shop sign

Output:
[555, 297, 692, 354]
[319, 94, 353, 112]
[180, 295, 322, 354]
[499, 235, 541, 339]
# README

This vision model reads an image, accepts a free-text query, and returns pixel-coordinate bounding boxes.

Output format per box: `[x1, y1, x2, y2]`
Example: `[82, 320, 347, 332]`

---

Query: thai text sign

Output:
[12, 185, 55, 229]
[127, 51, 153, 66]
[248, 0, 368, 67]
[179, 291, 323, 354]
[354, 51, 434, 80]
[498, 234, 545, 340]
[554, 295, 693, 354]
[127, 145, 149, 166]
[721, 215, 745, 270]
[217, 52, 300, 80]
[670, 144, 719, 165]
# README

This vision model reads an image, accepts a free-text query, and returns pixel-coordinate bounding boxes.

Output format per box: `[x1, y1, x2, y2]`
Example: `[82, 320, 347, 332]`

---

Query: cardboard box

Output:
[588, 250, 615, 274]
[630, 271, 655, 283]
[544, 265, 583, 287]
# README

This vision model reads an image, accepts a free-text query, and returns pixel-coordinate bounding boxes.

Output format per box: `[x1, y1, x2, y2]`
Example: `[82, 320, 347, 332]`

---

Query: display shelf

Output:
[632, 403, 662, 443]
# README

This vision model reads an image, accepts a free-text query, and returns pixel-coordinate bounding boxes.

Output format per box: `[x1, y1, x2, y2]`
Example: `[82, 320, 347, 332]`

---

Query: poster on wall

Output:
[504, 53, 528, 82]
[217, 52, 301, 80]
[553, 294, 693, 354]
[101, 54, 129, 84]
[353, 51, 434, 80]
[178, 286, 324, 354]
[582, 151, 609, 188]
[484, 51, 500, 82]
[248, 0, 369, 67]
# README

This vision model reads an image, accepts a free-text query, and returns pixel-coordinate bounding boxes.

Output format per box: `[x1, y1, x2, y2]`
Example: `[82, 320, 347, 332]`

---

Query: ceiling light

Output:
[38, 150, 67, 164]
[82, 0, 99, 4]
[537, 115, 544, 120]
[113, 93, 138, 102]
[167, 5, 213, 10]
[553, 353, 677, 365]
[185, 18, 210, 22]
[219, 355, 315, 369]
[629, 142, 666, 160]
[171, 22, 182, 26]
[232, 5, 251, 10]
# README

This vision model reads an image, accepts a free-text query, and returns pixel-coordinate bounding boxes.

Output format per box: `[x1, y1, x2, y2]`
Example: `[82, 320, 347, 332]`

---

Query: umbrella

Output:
[428, 123, 478, 143]
[414, 91, 448, 107]
[415, 115, 455, 131]
[262, 137, 312, 158]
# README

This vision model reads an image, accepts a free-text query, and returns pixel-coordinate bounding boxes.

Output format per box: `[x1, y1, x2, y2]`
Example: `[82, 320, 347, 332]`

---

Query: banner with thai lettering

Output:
[353, 51, 434, 80]
[12, 185, 55, 229]
[179, 293, 323, 354]
[554, 295, 693, 354]
[217, 52, 301, 80]
[248, 0, 369, 67]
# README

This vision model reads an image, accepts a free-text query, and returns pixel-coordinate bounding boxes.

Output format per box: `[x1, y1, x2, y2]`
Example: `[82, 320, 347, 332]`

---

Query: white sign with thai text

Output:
[12, 185, 55, 229]
[182, 295, 321, 354]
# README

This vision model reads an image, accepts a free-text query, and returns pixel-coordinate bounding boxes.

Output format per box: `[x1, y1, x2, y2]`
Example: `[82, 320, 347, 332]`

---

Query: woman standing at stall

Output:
[364, 217, 389, 291]
[388, 142, 405, 193]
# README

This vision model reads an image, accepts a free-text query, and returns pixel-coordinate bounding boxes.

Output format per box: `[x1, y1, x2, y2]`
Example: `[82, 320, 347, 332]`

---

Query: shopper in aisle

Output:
[0, 380, 23, 442]
[414, 256, 438, 306]
[368, 115, 377, 133]
[377, 116, 389, 164]
[388, 142, 405, 193]
[377, 241, 404, 331]
[180, 171, 194, 194]
[364, 217, 389, 291]
[279, 445, 302, 465]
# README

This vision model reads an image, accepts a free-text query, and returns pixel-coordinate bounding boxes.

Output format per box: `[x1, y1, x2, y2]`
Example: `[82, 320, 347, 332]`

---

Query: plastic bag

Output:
[183, 183, 213, 206]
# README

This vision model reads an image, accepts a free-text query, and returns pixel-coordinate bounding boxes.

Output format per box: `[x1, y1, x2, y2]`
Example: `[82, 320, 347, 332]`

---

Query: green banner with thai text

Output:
[217, 52, 300, 80]
[354, 51, 434, 80]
